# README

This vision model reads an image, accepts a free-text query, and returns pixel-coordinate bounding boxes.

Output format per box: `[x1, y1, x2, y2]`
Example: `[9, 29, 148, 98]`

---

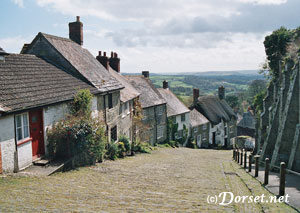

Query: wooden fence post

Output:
[237, 149, 240, 164]
[255, 155, 259, 177]
[248, 154, 252, 172]
[240, 149, 243, 166]
[279, 162, 286, 196]
[264, 158, 270, 185]
[233, 149, 235, 160]
[244, 151, 247, 169]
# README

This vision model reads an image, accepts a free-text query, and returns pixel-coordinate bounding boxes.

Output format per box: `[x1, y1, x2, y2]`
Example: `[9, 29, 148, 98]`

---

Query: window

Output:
[125, 102, 129, 114]
[142, 109, 148, 120]
[202, 134, 207, 141]
[16, 113, 29, 141]
[108, 93, 113, 109]
[194, 127, 198, 133]
[157, 126, 164, 139]
[157, 106, 163, 115]
[203, 124, 207, 130]
[111, 125, 117, 142]
[119, 103, 123, 115]
[181, 114, 185, 122]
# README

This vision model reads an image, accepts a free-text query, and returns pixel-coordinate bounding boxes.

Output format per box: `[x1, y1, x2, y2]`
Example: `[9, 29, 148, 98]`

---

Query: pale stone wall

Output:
[44, 103, 69, 155]
[17, 142, 32, 170]
[0, 115, 16, 173]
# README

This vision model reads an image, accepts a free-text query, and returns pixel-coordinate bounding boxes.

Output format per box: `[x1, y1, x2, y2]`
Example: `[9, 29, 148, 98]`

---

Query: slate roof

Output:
[0, 54, 99, 113]
[108, 67, 140, 103]
[237, 111, 255, 129]
[193, 96, 237, 125]
[157, 88, 189, 117]
[39, 33, 123, 93]
[190, 109, 209, 127]
[125, 76, 166, 108]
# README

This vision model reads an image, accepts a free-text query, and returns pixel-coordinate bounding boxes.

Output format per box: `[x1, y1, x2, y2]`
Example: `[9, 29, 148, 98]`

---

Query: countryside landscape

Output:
[1, 0, 300, 212]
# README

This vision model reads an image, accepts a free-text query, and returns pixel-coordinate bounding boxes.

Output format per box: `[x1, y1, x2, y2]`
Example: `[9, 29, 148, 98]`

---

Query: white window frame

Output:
[157, 125, 164, 139]
[15, 112, 30, 142]
[194, 127, 198, 133]
[203, 123, 207, 130]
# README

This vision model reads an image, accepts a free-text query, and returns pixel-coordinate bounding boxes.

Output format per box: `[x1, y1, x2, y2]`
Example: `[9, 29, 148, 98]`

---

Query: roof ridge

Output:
[40, 32, 72, 42]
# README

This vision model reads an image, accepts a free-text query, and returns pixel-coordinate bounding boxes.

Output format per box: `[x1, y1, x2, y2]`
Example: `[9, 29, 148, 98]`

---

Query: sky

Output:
[1, 0, 300, 73]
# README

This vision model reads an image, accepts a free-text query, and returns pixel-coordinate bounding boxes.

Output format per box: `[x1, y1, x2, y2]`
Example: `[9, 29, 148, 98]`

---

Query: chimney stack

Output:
[193, 88, 199, 103]
[142, 71, 150, 78]
[109, 51, 120, 72]
[69, 16, 83, 45]
[96, 51, 109, 70]
[218, 86, 225, 100]
[163, 80, 168, 89]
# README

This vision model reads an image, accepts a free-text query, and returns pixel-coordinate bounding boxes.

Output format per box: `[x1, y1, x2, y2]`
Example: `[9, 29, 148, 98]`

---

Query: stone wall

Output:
[258, 60, 300, 173]
[0, 115, 16, 173]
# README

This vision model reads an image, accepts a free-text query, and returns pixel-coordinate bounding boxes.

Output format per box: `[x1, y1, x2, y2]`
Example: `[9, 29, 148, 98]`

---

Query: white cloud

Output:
[0, 36, 32, 53]
[11, 0, 24, 7]
[234, 0, 287, 5]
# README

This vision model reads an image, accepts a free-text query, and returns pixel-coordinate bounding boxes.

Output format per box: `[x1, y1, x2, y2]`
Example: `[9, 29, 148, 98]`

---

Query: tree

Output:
[263, 27, 291, 79]
[248, 79, 266, 102]
[225, 95, 239, 109]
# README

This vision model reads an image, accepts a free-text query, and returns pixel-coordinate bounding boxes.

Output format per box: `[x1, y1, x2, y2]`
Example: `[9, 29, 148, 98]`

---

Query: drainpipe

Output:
[154, 106, 158, 145]
[13, 115, 19, 173]
[103, 93, 109, 142]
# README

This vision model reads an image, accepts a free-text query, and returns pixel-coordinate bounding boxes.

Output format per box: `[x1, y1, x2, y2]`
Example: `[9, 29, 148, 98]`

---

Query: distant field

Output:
[150, 74, 263, 98]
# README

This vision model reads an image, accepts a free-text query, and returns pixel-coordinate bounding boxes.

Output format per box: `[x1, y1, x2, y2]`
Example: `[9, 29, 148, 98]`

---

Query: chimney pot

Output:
[109, 52, 120, 72]
[163, 80, 168, 89]
[142, 71, 150, 78]
[96, 50, 109, 70]
[193, 88, 199, 103]
[98, 51, 102, 56]
[218, 86, 225, 100]
[69, 16, 83, 45]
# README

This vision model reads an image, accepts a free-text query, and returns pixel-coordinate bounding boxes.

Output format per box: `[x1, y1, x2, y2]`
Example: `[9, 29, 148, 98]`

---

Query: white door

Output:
[197, 134, 202, 148]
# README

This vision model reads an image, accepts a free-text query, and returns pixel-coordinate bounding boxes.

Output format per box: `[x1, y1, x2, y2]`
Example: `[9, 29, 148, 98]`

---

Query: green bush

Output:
[119, 135, 131, 152]
[117, 142, 126, 158]
[107, 142, 119, 160]
[186, 137, 196, 149]
[132, 140, 151, 153]
[70, 89, 93, 117]
[47, 116, 107, 164]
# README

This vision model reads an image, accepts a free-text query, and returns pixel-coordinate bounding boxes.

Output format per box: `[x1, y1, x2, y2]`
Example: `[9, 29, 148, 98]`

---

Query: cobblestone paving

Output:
[0, 148, 296, 212]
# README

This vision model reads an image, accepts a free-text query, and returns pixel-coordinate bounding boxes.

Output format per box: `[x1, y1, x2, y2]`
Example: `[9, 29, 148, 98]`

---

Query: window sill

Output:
[17, 137, 32, 146]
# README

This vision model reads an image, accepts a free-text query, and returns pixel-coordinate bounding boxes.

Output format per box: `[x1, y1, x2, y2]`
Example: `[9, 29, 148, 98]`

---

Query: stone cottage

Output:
[126, 72, 168, 145]
[96, 51, 140, 142]
[22, 16, 124, 143]
[0, 52, 104, 173]
[157, 80, 190, 143]
[190, 109, 210, 148]
[191, 87, 237, 148]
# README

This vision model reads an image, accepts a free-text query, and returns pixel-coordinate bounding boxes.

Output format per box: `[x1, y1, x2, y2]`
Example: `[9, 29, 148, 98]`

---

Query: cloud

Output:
[0, 36, 32, 53]
[11, 0, 24, 7]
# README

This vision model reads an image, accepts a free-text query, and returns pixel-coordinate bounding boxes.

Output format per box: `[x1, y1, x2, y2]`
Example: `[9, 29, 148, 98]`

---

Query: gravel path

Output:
[0, 148, 296, 212]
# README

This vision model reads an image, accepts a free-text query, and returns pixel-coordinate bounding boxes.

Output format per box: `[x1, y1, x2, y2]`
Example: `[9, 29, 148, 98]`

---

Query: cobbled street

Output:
[0, 148, 296, 212]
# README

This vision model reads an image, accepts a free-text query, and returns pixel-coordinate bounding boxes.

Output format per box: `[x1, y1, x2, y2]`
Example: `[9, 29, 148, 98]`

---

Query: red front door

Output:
[29, 109, 45, 158]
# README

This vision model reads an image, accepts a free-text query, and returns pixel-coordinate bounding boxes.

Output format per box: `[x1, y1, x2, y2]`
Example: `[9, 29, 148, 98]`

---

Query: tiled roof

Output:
[41, 33, 124, 93]
[108, 68, 140, 103]
[0, 54, 99, 113]
[157, 88, 189, 117]
[125, 76, 166, 108]
[190, 109, 209, 127]
[193, 96, 236, 125]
